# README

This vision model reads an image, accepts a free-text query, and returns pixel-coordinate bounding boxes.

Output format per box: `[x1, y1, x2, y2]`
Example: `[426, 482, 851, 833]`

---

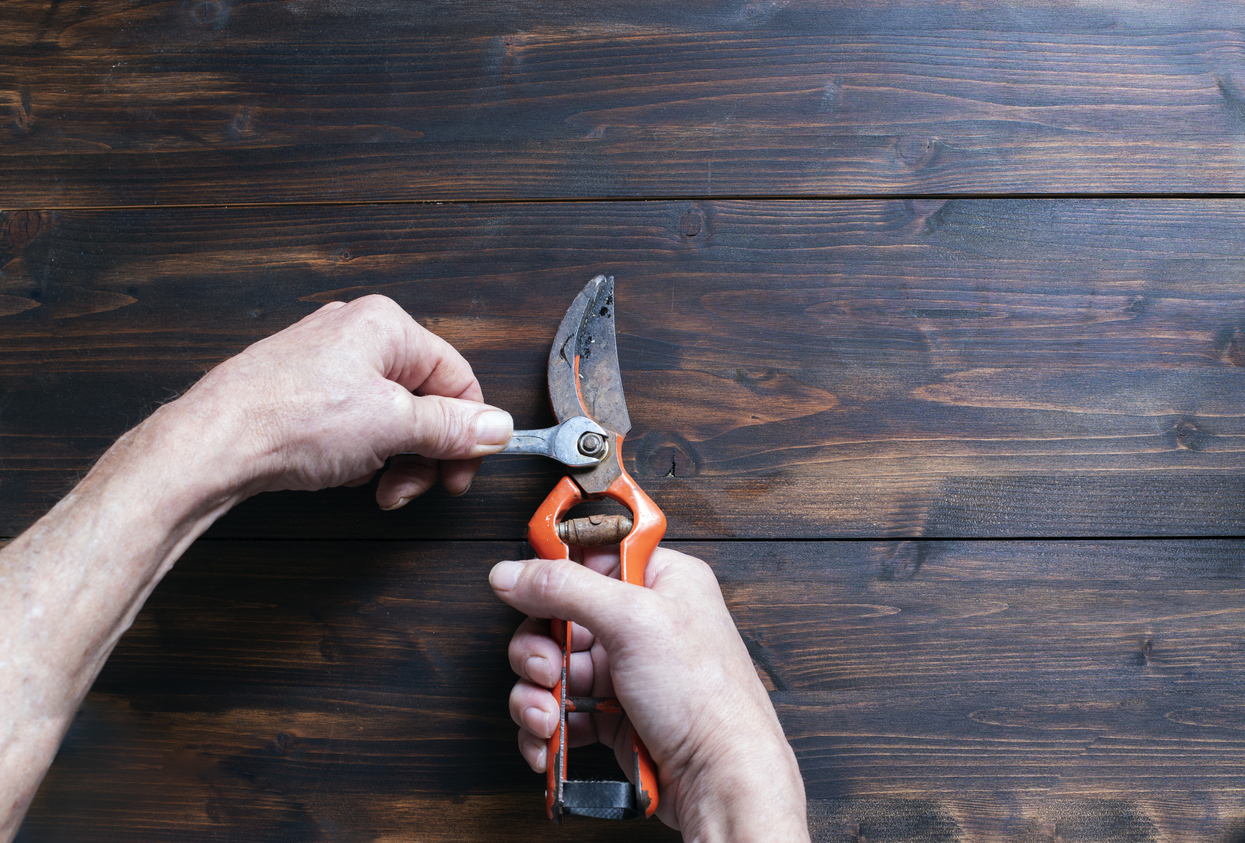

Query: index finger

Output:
[350, 295, 482, 401]
[397, 318, 484, 402]
[581, 545, 621, 579]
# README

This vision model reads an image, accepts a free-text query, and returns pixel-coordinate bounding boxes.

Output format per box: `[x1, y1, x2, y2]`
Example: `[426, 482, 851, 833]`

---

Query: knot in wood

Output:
[679, 209, 704, 238]
[4, 210, 42, 248]
[229, 108, 252, 138]
[896, 135, 938, 170]
[1215, 323, 1245, 367]
[909, 198, 947, 218]
[190, 0, 229, 29]
[638, 430, 700, 479]
[1172, 419, 1205, 451]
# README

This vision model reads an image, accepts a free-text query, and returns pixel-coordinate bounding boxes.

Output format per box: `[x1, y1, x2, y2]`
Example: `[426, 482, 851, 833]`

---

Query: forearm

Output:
[0, 399, 244, 840]
[0, 297, 503, 840]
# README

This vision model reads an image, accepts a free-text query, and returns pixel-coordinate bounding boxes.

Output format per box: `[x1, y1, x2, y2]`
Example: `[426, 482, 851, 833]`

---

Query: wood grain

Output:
[5, 199, 1245, 539]
[19, 538, 1245, 842]
[9, 2, 1245, 204]
[8, 6, 1245, 838]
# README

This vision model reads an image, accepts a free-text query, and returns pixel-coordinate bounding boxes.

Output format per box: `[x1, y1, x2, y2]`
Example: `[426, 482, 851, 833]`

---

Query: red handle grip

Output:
[604, 472, 664, 816]
[526, 463, 666, 821]
[526, 476, 582, 822]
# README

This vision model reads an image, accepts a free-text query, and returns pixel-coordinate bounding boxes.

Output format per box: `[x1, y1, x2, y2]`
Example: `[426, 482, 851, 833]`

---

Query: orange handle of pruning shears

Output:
[527, 461, 666, 822]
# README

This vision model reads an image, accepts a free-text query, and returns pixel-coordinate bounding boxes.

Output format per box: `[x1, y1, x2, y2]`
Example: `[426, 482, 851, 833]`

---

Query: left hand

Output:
[490, 546, 809, 839]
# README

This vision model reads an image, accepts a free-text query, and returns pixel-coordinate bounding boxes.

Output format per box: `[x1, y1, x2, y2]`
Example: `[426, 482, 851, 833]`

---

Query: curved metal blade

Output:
[547, 275, 631, 437]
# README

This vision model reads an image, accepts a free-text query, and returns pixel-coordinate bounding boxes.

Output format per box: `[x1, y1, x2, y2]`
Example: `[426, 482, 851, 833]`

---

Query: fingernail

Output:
[380, 495, 412, 512]
[448, 481, 471, 498]
[474, 409, 513, 447]
[489, 560, 524, 592]
[525, 655, 552, 687]
[525, 707, 556, 739]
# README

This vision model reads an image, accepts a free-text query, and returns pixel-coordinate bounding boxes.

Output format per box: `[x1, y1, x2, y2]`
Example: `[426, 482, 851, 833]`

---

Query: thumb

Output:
[398, 391, 513, 460]
[489, 558, 646, 642]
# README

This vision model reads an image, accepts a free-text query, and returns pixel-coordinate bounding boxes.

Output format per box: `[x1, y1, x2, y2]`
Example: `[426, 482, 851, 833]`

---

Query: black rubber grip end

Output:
[562, 780, 641, 821]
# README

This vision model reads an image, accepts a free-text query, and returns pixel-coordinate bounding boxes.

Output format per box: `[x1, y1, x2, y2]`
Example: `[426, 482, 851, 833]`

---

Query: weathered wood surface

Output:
[5, 199, 1245, 539]
[19, 539, 1245, 842]
[9, 2, 1245, 840]
[9, 2, 1245, 205]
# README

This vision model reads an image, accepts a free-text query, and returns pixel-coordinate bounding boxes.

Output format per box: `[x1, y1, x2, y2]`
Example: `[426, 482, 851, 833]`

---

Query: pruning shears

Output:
[499, 275, 666, 823]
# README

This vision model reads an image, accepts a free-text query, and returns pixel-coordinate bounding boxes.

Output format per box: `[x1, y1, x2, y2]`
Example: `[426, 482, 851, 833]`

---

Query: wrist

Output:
[70, 394, 251, 581]
[152, 365, 275, 503]
[124, 396, 252, 526]
[0, 392, 248, 727]
[0, 388, 252, 838]
[674, 734, 809, 843]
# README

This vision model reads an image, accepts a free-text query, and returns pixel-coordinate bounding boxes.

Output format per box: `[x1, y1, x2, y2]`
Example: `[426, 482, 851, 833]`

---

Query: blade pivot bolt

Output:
[577, 432, 607, 459]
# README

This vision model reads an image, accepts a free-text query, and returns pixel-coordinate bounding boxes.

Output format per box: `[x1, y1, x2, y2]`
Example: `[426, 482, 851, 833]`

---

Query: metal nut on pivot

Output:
[495, 417, 607, 467]
[577, 431, 606, 459]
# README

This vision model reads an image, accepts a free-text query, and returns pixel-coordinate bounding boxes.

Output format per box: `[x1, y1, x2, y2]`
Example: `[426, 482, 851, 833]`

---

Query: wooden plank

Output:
[5, 199, 1245, 540]
[9, 2, 1245, 204]
[19, 538, 1245, 841]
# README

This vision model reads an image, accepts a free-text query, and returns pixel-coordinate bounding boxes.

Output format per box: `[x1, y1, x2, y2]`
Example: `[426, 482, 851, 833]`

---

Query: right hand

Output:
[488, 547, 809, 841]
[165, 295, 512, 509]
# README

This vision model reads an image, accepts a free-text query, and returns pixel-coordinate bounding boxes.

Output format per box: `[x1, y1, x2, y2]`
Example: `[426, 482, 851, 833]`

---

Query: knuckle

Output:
[626, 591, 664, 632]
[350, 295, 403, 337]
[410, 396, 470, 457]
[507, 637, 529, 676]
[431, 399, 471, 454]
[669, 550, 722, 595]
[530, 558, 573, 605]
[354, 293, 396, 314]
[384, 384, 415, 425]
[687, 555, 720, 587]
[507, 683, 527, 718]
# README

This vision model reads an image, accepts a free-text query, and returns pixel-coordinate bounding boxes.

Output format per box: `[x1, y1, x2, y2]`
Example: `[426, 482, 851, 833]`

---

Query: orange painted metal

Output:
[524, 275, 666, 823]
[526, 445, 666, 821]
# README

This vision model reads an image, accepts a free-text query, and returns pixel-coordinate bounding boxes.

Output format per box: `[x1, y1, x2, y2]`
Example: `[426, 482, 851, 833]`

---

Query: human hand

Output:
[165, 295, 512, 508]
[0, 295, 513, 842]
[489, 547, 809, 842]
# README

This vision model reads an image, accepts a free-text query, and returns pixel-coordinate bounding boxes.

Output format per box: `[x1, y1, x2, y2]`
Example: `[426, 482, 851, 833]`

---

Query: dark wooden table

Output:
[6, 3, 1245, 841]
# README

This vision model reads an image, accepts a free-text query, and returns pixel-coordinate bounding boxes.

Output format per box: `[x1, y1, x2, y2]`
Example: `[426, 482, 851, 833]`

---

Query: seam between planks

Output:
[9, 192, 1245, 214]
